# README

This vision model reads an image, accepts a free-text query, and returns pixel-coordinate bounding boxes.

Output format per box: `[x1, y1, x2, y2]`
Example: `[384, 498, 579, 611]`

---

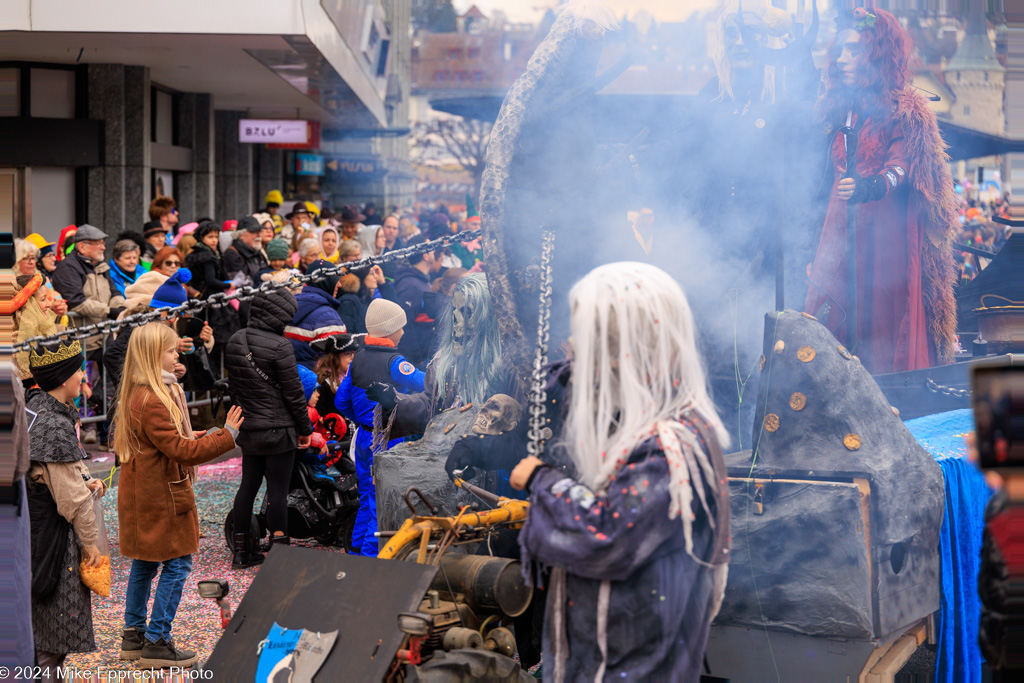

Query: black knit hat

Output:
[29, 339, 84, 391]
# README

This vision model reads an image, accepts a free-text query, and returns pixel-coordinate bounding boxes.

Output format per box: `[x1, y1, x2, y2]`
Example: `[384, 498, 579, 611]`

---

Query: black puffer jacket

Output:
[225, 288, 312, 437]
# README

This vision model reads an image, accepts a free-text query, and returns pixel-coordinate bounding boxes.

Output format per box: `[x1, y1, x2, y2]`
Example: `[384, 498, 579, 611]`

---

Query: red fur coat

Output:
[805, 88, 958, 373]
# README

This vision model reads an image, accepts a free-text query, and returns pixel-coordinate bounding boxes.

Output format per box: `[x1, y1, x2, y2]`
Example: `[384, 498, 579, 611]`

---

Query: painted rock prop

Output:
[717, 310, 945, 639]
[376, 403, 505, 535]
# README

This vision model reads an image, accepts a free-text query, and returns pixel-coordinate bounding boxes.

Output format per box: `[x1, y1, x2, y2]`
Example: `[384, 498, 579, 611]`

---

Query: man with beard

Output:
[803, 8, 958, 373]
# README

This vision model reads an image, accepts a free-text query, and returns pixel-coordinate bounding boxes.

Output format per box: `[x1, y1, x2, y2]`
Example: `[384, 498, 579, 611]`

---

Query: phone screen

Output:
[972, 363, 1024, 469]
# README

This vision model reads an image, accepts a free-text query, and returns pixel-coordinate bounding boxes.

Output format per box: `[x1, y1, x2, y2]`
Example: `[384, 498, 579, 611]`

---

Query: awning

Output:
[938, 120, 1024, 161]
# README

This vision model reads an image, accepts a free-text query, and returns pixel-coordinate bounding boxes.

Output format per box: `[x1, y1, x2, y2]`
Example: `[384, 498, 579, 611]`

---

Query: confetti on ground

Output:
[64, 457, 347, 674]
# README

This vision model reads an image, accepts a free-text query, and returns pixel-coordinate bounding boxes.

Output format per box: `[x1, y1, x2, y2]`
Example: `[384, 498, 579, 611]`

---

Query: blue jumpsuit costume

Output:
[335, 339, 424, 556]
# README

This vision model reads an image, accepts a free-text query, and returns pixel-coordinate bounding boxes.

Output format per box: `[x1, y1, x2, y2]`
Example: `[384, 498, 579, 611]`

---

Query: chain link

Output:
[12, 229, 482, 352]
[526, 231, 555, 459]
[925, 377, 971, 399]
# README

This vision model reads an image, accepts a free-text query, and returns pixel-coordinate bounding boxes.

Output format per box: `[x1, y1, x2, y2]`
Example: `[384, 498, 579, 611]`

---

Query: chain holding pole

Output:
[526, 231, 555, 460]
[11, 229, 482, 352]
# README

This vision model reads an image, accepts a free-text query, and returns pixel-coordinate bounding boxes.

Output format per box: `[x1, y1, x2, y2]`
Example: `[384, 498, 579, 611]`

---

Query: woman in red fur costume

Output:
[804, 7, 958, 374]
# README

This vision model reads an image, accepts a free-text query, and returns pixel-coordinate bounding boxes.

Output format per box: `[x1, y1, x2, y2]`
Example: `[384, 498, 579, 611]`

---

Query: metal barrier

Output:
[74, 313, 229, 426]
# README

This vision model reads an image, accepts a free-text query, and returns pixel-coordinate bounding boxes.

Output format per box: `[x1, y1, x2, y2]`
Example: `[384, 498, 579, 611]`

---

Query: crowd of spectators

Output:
[954, 194, 1011, 283]
[10, 191, 482, 442]
[9, 190, 489, 671]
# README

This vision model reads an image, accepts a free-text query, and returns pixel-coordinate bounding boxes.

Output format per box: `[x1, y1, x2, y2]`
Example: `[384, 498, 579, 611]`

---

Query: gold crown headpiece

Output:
[29, 339, 83, 368]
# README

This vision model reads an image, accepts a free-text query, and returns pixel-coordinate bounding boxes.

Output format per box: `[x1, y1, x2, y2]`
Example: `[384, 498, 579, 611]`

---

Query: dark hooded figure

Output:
[225, 288, 313, 566]
[509, 263, 731, 681]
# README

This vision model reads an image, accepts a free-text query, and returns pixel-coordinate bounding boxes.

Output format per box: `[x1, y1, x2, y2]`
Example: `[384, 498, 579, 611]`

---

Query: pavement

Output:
[64, 451, 347, 675]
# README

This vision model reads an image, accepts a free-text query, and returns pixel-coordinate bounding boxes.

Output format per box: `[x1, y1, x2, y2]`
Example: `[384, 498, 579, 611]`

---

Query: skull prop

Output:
[472, 394, 522, 435]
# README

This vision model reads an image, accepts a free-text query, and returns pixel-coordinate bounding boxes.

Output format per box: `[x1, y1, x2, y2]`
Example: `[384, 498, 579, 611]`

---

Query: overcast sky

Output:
[452, 0, 723, 25]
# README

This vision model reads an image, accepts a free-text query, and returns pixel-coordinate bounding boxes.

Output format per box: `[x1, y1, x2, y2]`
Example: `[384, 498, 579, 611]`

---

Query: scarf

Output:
[162, 370, 198, 481]
[108, 259, 141, 297]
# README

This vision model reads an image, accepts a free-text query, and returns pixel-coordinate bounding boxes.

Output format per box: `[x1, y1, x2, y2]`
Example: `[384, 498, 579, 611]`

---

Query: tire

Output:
[223, 513, 261, 552]
[339, 511, 356, 552]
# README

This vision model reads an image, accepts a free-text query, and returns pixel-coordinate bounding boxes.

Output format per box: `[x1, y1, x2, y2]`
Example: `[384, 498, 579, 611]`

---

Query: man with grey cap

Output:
[51, 224, 126, 444]
[334, 298, 425, 556]
[51, 224, 126, 354]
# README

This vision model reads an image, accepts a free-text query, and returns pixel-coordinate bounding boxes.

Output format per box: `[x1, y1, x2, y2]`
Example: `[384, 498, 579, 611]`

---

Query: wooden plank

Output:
[855, 478, 874, 614]
[869, 634, 919, 677]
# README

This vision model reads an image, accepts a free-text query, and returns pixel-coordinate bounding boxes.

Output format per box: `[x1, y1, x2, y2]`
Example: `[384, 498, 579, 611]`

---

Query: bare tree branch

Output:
[411, 116, 492, 197]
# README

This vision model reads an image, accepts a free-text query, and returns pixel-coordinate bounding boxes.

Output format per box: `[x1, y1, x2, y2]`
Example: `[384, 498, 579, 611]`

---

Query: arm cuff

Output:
[524, 463, 552, 494]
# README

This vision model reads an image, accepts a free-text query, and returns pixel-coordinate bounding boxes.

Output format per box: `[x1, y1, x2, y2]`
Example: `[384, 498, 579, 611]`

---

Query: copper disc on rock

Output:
[789, 392, 807, 411]
[773, 340, 785, 355]
[797, 346, 816, 362]
[837, 345, 853, 360]
[891, 406, 900, 417]
[764, 414, 780, 432]
[843, 433, 862, 450]
[802, 312, 817, 320]
[758, 354, 766, 371]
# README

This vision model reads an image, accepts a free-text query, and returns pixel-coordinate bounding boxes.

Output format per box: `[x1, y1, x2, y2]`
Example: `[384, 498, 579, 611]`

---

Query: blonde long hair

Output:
[112, 322, 186, 463]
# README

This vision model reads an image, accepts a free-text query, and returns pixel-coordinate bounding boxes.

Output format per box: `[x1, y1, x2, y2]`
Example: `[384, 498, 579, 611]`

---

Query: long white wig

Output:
[709, 0, 791, 104]
[564, 262, 729, 497]
[428, 273, 506, 406]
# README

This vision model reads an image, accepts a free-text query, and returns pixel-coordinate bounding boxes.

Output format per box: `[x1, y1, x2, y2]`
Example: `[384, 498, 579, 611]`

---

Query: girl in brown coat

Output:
[113, 322, 244, 669]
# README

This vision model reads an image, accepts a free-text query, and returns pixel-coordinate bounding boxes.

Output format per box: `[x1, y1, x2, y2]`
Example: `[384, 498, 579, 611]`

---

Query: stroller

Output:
[224, 441, 360, 552]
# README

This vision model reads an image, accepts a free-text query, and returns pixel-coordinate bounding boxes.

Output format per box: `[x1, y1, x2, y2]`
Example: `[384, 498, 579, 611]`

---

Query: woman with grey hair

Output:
[108, 239, 141, 297]
[15, 238, 39, 277]
[296, 236, 322, 273]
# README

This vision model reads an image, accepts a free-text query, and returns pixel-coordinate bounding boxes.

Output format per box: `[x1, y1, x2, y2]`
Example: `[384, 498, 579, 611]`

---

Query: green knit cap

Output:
[266, 238, 290, 261]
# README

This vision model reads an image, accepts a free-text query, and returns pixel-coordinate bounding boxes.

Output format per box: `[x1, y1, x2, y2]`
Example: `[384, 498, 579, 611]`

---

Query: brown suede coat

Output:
[117, 387, 235, 562]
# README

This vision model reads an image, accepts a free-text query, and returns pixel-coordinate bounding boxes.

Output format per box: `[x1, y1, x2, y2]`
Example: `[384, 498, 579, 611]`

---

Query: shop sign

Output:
[239, 119, 309, 144]
[295, 153, 325, 176]
[325, 155, 387, 182]
[267, 121, 321, 150]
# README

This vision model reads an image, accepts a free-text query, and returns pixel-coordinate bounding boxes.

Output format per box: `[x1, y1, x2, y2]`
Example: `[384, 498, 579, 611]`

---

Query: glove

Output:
[849, 175, 888, 204]
[445, 437, 481, 480]
[444, 431, 525, 480]
[108, 307, 125, 320]
[366, 381, 397, 412]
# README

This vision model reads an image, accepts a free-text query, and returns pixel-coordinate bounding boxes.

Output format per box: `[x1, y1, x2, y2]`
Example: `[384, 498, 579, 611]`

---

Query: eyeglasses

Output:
[163, 261, 182, 267]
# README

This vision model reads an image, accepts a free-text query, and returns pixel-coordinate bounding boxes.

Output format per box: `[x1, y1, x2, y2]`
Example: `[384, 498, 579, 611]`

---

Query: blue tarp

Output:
[903, 409, 992, 683]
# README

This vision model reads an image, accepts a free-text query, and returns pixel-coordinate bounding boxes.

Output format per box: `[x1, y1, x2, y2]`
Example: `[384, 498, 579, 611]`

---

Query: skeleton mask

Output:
[451, 290, 473, 354]
[472, 394, 522, 435]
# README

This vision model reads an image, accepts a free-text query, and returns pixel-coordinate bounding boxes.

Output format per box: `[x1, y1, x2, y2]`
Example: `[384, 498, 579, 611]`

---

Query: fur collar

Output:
[891, 88, 959, 364]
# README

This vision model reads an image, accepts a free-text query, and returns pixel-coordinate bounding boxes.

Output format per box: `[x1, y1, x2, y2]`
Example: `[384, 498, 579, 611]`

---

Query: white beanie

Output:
[365, 299, 407, 338]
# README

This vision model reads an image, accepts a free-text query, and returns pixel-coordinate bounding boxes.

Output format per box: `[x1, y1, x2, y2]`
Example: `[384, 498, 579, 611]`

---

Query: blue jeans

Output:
[124, 555, 193, 643]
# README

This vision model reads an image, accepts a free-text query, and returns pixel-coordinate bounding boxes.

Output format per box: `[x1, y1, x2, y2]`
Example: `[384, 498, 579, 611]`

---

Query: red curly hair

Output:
[818, 7, 916, 123]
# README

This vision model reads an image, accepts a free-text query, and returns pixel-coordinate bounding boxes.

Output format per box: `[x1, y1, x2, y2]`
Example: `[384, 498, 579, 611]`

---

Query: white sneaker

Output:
[82, 426, 98, 444]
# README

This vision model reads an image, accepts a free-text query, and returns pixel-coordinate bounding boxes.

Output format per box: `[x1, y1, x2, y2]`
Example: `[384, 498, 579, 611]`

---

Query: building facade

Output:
[0, 0, 410, 241]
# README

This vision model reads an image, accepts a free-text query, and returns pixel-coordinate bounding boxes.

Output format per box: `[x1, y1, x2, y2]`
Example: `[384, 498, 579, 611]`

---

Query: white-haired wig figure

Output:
[428, 272, 514, 407]
[709, 0, 792, 104]
[564, 262, 729, 493]
[515, 262, 733, 681]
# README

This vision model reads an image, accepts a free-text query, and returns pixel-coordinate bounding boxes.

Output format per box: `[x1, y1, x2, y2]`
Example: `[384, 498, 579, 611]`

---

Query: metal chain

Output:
[925, 377, 971, 399]
[526, 231, 555, 459]
[12, 229, 481, 352]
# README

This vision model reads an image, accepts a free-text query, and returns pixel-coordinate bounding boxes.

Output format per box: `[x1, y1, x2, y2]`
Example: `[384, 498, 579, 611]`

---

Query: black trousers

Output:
[232, 451, 295, 536]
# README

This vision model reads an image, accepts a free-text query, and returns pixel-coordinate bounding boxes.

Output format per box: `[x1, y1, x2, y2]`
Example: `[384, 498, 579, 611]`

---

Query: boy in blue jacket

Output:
[335, 299, 424, 556]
